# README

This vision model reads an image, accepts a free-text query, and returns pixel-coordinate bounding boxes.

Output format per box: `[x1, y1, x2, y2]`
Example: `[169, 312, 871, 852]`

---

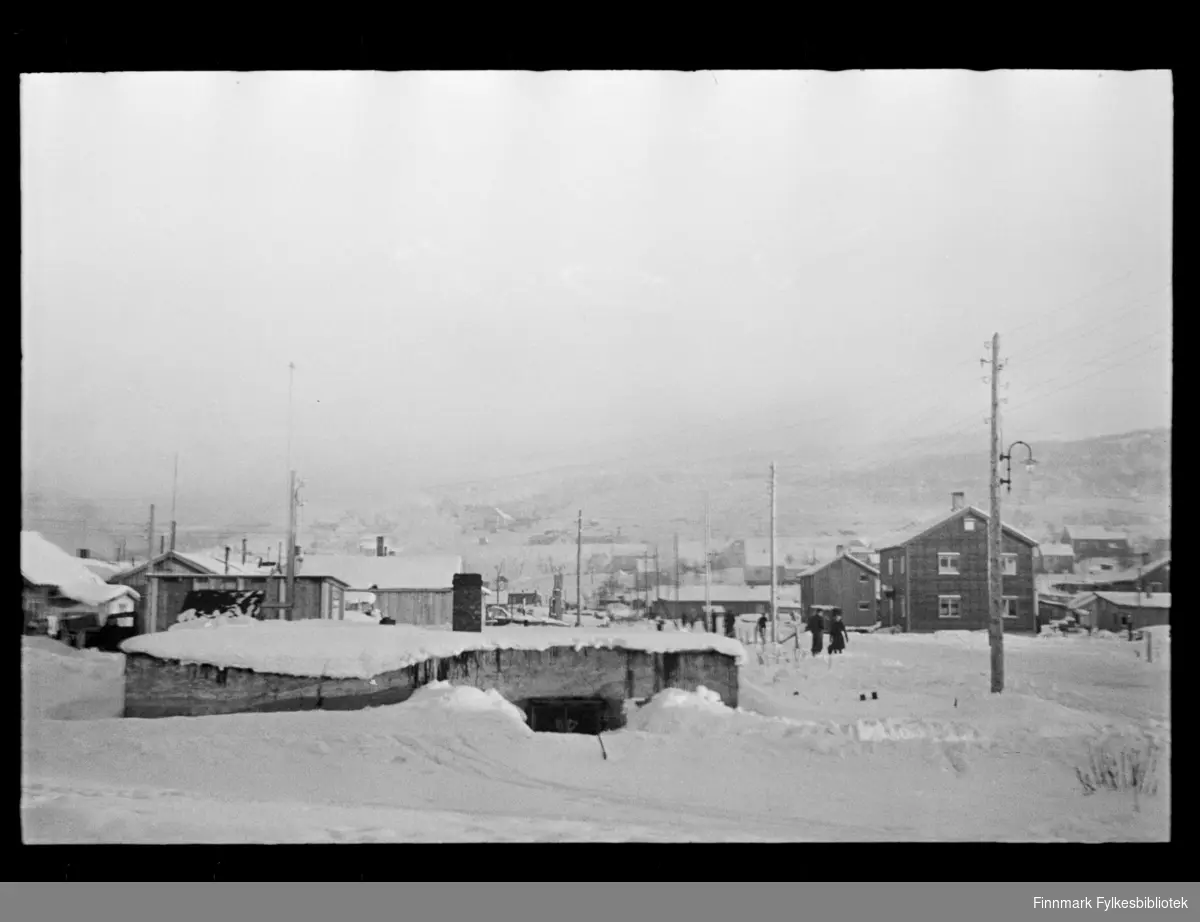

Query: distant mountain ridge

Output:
[22, 427, 1170, 561]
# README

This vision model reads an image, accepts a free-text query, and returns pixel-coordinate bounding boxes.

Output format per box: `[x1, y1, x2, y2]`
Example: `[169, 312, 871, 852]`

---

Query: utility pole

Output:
[704, 494, 712, 633]
[147, 504, 156, 565]
[770, 461, 778, 644]
[987, 332, 1005, 694]
[654, 547, 660, 605]
[673, 533, 680, 625]
[576, 510, 583, 626]
[285, 470, 298, 620]
[169, 452, 179, 551]
[1134, 552, 1148, 644]
[242, 537, 248, 566]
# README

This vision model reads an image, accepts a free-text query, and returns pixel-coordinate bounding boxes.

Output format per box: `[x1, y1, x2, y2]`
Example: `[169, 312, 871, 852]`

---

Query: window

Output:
[900, 556, 905, 574]
[938, 595, 962, 619]
[1001, 553, 1017, 576]
[1108, 542, 1121, 549]
[1148, 582, 1162, 593]
[858, 601, 872, 612]
[888, 559, 894, 576]
[859, 573, 870, 583]
[964, 518, 976, 532]
[1003, 597, 1018, 620]
[938, 553, 961, 575]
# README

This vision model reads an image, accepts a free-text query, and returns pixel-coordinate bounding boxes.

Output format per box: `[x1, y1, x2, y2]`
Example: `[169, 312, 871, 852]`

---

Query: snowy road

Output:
[21, 630, 1170, 842]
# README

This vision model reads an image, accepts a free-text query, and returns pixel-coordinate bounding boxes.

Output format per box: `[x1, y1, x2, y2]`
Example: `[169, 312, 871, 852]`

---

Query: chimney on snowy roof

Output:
[377, 536, 385, 558]
[951, 492, 966, 511]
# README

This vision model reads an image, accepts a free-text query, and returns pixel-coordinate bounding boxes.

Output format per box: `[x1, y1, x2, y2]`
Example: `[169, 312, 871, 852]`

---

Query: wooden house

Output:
[876, 492, 1038, 633]
[1091, 591, 1170, 633]
[1035, 543, 1076, 575]
[1060, 526, 1132, 566]
[295, 554, 461, 627]
[797, 552, 880, 630]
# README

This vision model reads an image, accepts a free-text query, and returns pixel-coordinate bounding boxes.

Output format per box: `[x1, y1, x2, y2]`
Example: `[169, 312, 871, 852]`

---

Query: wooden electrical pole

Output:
[654, 547, 660, 605]
[285, 470, 297, 620]
[770, 461, 778, 644]
[576, 510, 583, 626]
[147, 504, 156, 564]
[673, 533, 680, 624]
[704, 494, 712, 632]
[987, 332, 1005, 693]
[169, 452, 179, 551]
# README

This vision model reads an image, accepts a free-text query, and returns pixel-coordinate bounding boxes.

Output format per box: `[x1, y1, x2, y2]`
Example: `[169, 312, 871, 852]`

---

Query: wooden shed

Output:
[139, 572, 350, 634]
[296, 555, 461, 628]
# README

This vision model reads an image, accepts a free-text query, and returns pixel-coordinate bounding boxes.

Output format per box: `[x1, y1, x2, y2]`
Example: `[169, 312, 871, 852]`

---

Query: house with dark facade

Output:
[1060, 526, 1132, 567]
[876, 492, 1038, 633]
[1035, 543, 1076, 575]
[797, 552, 879, 630]
[1090, 591, 1170, 633]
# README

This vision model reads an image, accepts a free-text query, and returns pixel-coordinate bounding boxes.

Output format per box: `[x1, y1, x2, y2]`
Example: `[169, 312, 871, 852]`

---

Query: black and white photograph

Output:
[20, 69, 1171, 844]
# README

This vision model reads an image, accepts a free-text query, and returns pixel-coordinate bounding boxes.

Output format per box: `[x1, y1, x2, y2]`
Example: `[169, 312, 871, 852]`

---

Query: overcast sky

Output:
[22, 70, 1172, 514]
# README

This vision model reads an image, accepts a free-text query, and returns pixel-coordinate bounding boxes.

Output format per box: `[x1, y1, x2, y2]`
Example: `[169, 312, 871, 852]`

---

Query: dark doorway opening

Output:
[526, 697, 610, 735]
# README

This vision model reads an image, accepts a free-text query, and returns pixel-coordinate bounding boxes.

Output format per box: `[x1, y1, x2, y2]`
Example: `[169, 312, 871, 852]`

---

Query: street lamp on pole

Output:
[999, 441, 1037, 494]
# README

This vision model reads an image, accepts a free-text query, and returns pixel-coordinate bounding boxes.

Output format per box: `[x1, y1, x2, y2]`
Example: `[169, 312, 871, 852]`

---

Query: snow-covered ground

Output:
[21, 627, 1170, 843]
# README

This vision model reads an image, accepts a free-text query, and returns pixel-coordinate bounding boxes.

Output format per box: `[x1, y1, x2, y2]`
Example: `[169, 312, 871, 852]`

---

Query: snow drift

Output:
[121, 620, 747, 678]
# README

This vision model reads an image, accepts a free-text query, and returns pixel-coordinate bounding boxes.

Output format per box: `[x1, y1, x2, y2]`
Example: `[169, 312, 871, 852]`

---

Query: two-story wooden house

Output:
[877, 492, 1039, 632]
[797, 552, 880, 630]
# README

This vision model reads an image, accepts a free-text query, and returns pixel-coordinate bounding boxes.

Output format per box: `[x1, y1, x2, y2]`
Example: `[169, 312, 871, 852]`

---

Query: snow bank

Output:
[120, 620, 747, 678]
[22, 637, 125, 720]
[624, 687, 737, 736]
[406, 680, 531, 732]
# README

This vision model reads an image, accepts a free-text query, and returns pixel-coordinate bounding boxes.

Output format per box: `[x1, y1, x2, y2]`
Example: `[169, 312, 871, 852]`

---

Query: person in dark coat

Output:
[807, 610, 825, 656]
[829, 610, 848, 654]
[756, 613, 768, 645]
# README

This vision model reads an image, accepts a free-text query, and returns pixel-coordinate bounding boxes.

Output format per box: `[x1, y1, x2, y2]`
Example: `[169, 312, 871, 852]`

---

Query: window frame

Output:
[1002, 596, 1019, 620]
[964, 518, 976, 532]
[857, 601, 872, 612]
[937, 595, 962, 619]
[937, 552, 961, 575]
[1001, 553, 1017, 576]
[888, 558, 894, 576]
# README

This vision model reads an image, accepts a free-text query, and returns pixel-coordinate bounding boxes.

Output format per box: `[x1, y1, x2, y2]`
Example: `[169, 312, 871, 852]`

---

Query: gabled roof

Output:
[114, 549, 269, 581]
[798, 552, 880, 579]
[297, 554, 462, 590]
[1093, 591, 1171, 610]
[1037, 543, 1076, 557]
[1063, 526, 1130, 542]
[1067, 592, 1098, 611]
[875, 506, 1037, 552]
[20, 532, 141, 606]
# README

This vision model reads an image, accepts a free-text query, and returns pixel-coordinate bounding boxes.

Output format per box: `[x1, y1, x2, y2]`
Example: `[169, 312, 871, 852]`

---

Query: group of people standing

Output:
[751, 608, 849, 657]
[806, 608, 848, 657]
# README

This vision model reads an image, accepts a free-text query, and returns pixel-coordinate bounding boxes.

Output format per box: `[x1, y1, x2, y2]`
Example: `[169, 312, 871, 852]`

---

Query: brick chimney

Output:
[951, 491, 966, 511]
[376, 536, 385, 558]
[835, 545, 844, 557]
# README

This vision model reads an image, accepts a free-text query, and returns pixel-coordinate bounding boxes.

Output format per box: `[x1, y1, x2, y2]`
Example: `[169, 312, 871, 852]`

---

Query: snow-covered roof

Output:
[874, 506, 1037, 551]
[1100, 556, 1171, 585]
[1037, 543, 1075, 557]
[1092, 591, 1171, 610]
[296, 554, 462, 590]
[21, 532, 141, 606]
[116, 549, 272, 580]
[120, 620, 748, 678]
[799, 553, 880, 579]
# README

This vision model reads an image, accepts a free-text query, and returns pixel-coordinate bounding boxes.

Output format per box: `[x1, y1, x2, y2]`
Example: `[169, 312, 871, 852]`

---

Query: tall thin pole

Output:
[673, 532, 680, 623]
[770, 461, 778, 644]
[704, 494, 712, 632]
[654, 547, 660, 604]
[285, 470, 297, 620]
[576, 510, 583, 626]
[988, 332, 1005, 693]
[170, 452, 179, 552]
[286, 362, 296, 477]
[147, 504, 156, 565]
